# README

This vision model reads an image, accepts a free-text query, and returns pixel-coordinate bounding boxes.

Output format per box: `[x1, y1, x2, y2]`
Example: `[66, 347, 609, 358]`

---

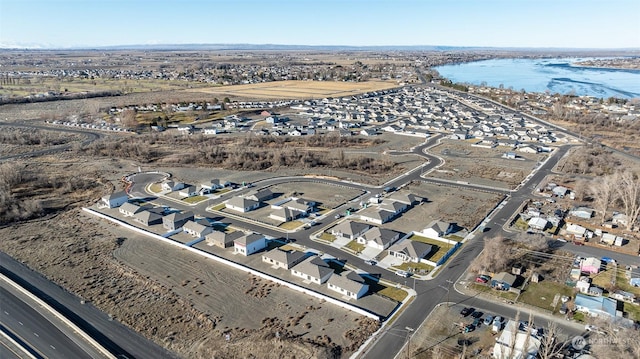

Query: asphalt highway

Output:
[0, 252, 178, 359]
[0, 286, 94, 359]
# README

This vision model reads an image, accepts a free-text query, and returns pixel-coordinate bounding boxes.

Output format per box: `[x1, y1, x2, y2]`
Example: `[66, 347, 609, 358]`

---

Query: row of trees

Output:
[589, 170, 640, 230]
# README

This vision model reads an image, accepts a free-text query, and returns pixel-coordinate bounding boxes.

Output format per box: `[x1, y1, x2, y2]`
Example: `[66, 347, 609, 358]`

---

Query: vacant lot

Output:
[192, 80, 399, 100]
[383, 182, 504, 232]
[268, 182, 364, 209]
[429, 140, 546, 189]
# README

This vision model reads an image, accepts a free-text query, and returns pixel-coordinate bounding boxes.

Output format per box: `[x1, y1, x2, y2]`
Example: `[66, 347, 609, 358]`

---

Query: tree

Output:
[537, 321, 565, 359]
[469, 236, 512, 274]
[616, 170, 640, 230]
[590, 173, 619, 221]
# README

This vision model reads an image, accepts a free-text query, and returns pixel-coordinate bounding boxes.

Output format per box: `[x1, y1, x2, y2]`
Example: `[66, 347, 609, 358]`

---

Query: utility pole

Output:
[405, 327, 414, 359]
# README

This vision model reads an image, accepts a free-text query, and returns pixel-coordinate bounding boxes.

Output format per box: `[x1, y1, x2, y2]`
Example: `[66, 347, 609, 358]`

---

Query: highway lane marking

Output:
[50, 345, 56, 350]
[18, 322, 23, 326]
[3, 311, 8, 315]
[33, 332, 38, 337]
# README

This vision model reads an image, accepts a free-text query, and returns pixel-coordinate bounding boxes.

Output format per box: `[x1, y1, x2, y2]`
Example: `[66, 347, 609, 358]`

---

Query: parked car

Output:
[460, 307, 474, 317]
[472, 317, 482, 327]
[364, 259, 377, 266]
[471, 311, 483, 319]
[463, 324, 475, 333]
[492, 317, 503, 333]
[483, 315, 493, 326]
[396, 270, 410, 277]
[475, 276, 489, 283]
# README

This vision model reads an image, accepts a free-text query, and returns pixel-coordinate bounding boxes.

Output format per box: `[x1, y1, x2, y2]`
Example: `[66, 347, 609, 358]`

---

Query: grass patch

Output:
[591, 265, 616, 289]
[318, 232, 336, 242]
[519, 281, 574, 312]
[615, 269, 640, 296]
[214, 188, 232, 195]
[344, 240, 365, 253]
[377, 285, 408, 302]
[278, 244, 299, 252]
[623, 302, 640, 322]
[210, 203, 226, 211]
[573, 312, 586, 322]
[512, 216, 528, 231]
[149, 183, 162, 193]
[444, 234, 464, 242]
[392, 262, 434, 273]
[183, 195, 207, 204]
[469, 283, 518, 301]
[278, 220, 302, 230]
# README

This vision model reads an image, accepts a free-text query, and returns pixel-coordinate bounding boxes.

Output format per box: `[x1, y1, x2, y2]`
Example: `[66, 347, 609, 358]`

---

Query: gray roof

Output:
[332, 220, 371, 236]
[205, 230, 243, 244]
[226, 196, 258, 209]
[163, 211, 194, 223]
[120, 202, 143, 214]
[388, 240, 433, 259]
[182, 220, 210, 234]
[425, 219, 451, 235]
[327, 271, 368, 294]
[262, 248, 307, 265]
[235, 233, 265, 246]
[292, 256, 333, 279]
[387, 192, 421, 205]
[133, 210, 162, 223]
[493, 272, 517, 285]
[359, 227, 399, 247]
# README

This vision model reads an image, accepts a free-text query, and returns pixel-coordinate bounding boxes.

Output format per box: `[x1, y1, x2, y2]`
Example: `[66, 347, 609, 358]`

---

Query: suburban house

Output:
[552, 186, 569, 197]
[182, 220, 213, 238]
[358, 207, 397, 225]
[326, 271, 369, 300]
[162, 211, 195, 231]
[290, 256, 333, 284]
[356, 227, 401, 250]
[269, 207, 299, 222]
[233, 233, 267, 256]
[527, 217, 548, 231]
[491, 272, 517, 291]
[387, 240, 433, 263]
[133, 209, 163, 226]
[380, 200, 409, 215]
[387, 192, 422, 206]
[119, 202, 146, 217]
[161, 180, 185, 192]
[612, 213, 630, 228]
[611, 290, 636, 303]
[178, 185, 198, 198]
[569, 207, 595, 219]
[574, 293, 619, 318]
[200, 179, 227, 192]
[261, 248, 307, 269]
[580, 257, 602, 274]
[225, 196, 260, 213]
[422, 220, 453, 238]
[576, 277, 592, 294]
[274, 198, 315, 216]
[100, 191, 128, 208]
[492, 320, 541, 359]
[244, 188, 274, 202]
[205, 230, 243, 248]
[331, 221, 371, 241]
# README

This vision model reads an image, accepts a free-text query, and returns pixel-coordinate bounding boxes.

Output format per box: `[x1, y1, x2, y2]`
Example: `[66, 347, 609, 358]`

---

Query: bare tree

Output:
[617, 170, 640, 230]
[121, 109, 139, 129]
[469, 236, 512, 274]
[538, 321, 565, 359]
[590, 173, 619, 221]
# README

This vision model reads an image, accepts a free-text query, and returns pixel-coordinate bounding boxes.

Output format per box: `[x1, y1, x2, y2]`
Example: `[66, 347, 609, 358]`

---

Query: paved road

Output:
[0, 252, 178, 359]
[0, 287, 95, 359]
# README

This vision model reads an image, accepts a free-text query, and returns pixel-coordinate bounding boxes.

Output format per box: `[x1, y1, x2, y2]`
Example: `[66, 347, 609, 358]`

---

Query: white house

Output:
[182, 220, 213, 238]
[261, 248, 307, 270]
[527, 217, 548, 231]
[178, 185, 198, 198]
[569, 207, 594, 219]
[201, 179, 227, 191]
[225, 196, 260, 213]
[119, 202, 144, 217]
[290, 256, 333, 284]
[356, 227, 401, 250]
[331, 221, 371, 240]
[565, 223, 588, 237]
[161, 180, 186, 192]
[422, 220, 453, 238]
[358, 208, 396, 225]
[326, 271, 369, 300]
[233, 233, 267, 256]
[205, 230, 243, 248]
[100, 191, 128, 208]
[387, 240, 433, 263]
[492, 320, 541, 359]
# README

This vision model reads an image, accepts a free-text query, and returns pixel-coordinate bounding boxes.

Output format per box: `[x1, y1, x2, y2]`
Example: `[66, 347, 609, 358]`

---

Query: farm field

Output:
[191, 80, 399, 100]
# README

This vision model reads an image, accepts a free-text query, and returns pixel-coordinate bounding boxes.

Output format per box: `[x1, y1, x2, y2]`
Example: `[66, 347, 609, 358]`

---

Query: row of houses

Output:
[261, 248, 369, 300]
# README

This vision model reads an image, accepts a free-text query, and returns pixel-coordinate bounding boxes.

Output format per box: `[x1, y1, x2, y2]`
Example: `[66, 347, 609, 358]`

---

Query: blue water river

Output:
[434, 58, 640, 99]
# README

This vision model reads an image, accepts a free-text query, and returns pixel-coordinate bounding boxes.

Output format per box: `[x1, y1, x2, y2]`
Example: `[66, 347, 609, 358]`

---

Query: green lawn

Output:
[519, 281, 574, 312]
[344, 240, 365, 253]
[183, 195, 207, 204]
[573, 312, 586, 322]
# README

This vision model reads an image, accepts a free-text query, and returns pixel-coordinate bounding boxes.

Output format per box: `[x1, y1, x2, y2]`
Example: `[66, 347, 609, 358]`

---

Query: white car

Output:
[396, 270, 410, 277]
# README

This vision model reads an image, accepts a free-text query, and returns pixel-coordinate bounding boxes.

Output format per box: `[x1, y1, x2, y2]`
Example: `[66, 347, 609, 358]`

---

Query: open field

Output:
[429, 140, 547, 189]
[191, 80, 399, 100]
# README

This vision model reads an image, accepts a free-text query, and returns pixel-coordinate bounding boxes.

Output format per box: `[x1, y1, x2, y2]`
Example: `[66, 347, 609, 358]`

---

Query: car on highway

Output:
[460, 307, 474, 317]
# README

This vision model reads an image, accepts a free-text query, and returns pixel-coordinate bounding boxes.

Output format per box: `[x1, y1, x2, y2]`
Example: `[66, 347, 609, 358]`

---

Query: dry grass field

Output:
[191, 80, 399, 100]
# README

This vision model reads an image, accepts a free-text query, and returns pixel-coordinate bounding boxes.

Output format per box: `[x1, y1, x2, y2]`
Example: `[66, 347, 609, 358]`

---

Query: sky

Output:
[1, 0, 639, 49]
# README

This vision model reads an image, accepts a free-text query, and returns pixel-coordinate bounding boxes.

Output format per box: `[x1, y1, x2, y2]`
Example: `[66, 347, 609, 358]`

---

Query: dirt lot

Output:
[429, 140, 547, 189]
[386, 182, 505, 232]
